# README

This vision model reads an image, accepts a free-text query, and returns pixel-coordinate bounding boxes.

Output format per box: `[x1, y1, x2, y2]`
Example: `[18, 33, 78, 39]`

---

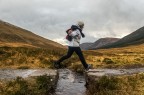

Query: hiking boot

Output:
[54, 61, 62, 69]
[85, 64, 93, 71]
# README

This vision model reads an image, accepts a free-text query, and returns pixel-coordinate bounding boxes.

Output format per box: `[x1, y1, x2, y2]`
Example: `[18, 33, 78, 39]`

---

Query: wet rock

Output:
[85, 68, 144, 95]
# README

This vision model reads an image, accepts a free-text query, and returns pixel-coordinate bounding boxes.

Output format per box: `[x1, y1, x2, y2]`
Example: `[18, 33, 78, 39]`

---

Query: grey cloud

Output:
[0, 0, 144, 44]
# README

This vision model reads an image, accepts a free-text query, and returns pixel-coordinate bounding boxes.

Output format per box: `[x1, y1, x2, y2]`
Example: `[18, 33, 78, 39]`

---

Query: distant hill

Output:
[80, 38, 119, 50]
[0, 20, 64, 49]
[80, 42, 93, 50]
[96, 26, 144, 49]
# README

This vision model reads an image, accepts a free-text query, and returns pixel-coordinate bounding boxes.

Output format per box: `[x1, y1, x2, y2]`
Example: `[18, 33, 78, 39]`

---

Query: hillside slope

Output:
[89, 38, 120, 49]
[80, 42, 93, 50]
[97, 26, 144, 49]
[0, 20, 64, 49]
[80, 38, 119, 50]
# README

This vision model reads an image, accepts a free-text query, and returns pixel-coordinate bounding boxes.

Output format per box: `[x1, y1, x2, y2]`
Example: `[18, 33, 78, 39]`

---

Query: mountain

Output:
[96, 26, 144, 49]
[0, 20, 64, 49]
[80, 38, 119, 50]
[80, 42, 93, 50]
[88, 38, 120, 49]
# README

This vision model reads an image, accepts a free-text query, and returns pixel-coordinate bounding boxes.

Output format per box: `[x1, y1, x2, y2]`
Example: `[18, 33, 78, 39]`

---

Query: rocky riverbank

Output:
[0, 69, 58, 95]
[85, 68, 144, 95]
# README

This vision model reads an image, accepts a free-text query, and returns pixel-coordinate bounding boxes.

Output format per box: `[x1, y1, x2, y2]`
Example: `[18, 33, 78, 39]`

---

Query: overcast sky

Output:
[0, 0, 144, 45]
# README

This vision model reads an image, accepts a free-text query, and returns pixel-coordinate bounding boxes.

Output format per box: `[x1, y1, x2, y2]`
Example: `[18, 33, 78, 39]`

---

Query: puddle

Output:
[55, 69, 86, 95]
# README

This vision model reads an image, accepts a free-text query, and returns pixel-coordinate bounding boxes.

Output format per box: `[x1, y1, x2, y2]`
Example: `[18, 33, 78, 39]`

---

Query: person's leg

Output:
[56, 47, 74, 64]
[74, 47, 88, 69]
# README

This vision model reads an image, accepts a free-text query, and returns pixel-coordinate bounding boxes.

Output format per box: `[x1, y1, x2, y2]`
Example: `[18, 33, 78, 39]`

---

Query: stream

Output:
[55, 69, 87, 95]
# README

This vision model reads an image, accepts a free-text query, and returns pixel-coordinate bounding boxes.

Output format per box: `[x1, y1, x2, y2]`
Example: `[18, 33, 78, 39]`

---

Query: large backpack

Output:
[66, 25, 85, 41]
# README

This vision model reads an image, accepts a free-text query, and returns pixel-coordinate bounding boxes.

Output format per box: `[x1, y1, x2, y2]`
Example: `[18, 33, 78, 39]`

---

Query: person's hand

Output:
[68, 30, 72, 34]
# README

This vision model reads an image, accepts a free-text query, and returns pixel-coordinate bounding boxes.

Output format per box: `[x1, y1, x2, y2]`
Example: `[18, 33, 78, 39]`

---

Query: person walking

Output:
[54, 21, 92, 71]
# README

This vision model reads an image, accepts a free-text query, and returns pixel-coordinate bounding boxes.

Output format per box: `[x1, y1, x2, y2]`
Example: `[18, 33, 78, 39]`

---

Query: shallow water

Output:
[55, 69, 86, 95]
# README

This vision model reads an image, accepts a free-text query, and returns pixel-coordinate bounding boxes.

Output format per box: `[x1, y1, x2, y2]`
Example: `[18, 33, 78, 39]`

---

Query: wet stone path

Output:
[55, 69, 86, 95]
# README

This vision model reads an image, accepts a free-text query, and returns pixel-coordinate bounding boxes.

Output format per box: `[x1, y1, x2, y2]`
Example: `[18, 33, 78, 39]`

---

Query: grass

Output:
[84, 44, 144, 69]
[17, 66, 30, 69]
[0, 47, 66, 69]
[0, 75, 56, 95]
[86, 73, 144, 95]
[83, 44, 144, 95]
[0, 44, 144, 70]
[0, 44, 144, 95]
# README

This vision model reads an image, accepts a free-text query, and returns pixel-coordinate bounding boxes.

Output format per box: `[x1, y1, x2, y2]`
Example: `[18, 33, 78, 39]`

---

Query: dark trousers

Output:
[57, 46, 88, 69]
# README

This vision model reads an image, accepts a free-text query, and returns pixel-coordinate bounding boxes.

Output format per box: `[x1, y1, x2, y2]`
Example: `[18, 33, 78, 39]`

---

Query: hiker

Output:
[54, 21, 91, 71]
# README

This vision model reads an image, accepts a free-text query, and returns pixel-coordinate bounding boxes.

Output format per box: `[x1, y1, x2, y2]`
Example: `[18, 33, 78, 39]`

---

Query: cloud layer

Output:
[0, 0, 144, 45]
